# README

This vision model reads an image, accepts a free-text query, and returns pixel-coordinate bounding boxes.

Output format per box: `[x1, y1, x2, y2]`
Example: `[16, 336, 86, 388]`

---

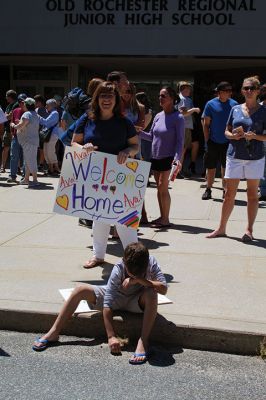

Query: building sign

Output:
[54, 147, 150, 229]
[0, 0, 264, 56]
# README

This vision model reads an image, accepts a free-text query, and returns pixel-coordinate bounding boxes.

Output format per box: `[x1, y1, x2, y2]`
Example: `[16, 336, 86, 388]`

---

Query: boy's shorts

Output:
[184, 128, 192, 148]
[92, 285, 144, 314]
[204, 140, 228, 169]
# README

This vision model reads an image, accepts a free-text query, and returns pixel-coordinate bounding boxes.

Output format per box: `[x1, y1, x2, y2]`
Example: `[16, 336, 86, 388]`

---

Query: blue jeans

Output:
[10, 136, 23, 179]
[259, 142, 266, 196]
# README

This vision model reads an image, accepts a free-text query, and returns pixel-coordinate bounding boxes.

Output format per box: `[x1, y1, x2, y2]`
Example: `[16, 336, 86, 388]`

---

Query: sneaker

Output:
[30, 181, 41, 187]
[19, 179, 29, 185]
[6, 177, 17, 183]
[202, 188, 212, 200]
[78, 218, 93, 228]
[188, 162, 196, 175]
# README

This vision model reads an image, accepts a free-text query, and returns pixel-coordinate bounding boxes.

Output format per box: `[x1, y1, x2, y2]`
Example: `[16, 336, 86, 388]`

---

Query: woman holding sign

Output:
[72, 82, 139, 269]
[140, 87, 185, 228]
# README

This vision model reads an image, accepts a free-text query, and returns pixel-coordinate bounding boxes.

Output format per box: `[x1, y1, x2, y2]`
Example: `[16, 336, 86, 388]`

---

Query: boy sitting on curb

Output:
[32, 242, 168, 365]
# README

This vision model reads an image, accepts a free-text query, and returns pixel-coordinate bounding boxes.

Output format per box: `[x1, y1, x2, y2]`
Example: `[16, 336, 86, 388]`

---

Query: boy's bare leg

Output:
[33, 285, 96, 348]
[131, 288, 157, 361]
[206, 168, 216, 189]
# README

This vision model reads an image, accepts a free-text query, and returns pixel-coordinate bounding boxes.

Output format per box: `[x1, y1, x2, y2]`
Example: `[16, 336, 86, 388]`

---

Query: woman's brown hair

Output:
[89, 81, 123, 121]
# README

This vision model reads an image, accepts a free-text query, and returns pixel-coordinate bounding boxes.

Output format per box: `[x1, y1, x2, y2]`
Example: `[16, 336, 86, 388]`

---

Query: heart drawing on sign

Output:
[126, 161, 138, 173]
[56, 195, 69, 210]
[92, 184, 99, 191]
[101, 185, 108, 193]
[110, 186, 116, 194]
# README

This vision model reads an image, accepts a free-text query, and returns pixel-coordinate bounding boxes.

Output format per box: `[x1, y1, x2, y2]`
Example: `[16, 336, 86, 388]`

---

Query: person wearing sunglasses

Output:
[207, 76, 266, 242]
[202, 81, 238, 200]
[258, 83, 266, 202]
[140, 87, 185, 228]
[72, 81, 139, 268]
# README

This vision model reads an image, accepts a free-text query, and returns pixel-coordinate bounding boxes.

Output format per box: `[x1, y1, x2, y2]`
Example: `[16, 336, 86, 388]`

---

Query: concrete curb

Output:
[1, 309, 265, 356]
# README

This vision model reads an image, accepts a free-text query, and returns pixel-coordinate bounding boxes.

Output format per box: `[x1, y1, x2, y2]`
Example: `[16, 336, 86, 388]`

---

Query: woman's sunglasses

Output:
[242, 86, 258, 91]
[158, 94, 169, 99]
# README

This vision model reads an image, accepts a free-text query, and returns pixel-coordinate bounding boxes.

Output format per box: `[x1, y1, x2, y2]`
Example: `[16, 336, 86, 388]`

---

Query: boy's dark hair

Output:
[106, 71, 127, 83]
[123, 242, 149, 276]
[34, 94, 46, 105]
[6, 90, 17, 100]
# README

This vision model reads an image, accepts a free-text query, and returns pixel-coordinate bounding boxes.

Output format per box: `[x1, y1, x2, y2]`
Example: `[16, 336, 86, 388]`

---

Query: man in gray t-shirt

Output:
[32, 243, 168, 365]
[177, 81, 201, 175]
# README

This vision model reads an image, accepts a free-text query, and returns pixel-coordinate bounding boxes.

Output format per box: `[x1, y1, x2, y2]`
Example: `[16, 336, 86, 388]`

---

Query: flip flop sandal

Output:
[151, 222, 171, 229]
[32, 337, 58, 352]
[242, 233, 254, 243]
[83, 259, 105, 269]
[129, 352, 148, 365]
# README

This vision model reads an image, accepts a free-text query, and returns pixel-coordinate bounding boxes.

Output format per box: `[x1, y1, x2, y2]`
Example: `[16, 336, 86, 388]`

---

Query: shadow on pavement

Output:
[226, 236, 266, 249]
[168, 224, 213, 235]
[0, 348, 11, 357]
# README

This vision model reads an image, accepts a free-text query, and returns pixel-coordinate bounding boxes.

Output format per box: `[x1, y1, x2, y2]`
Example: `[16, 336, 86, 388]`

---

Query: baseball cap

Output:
[215, 82, 232, 92]
[17, 93, 27, 102]
[24, 97, 36, 106]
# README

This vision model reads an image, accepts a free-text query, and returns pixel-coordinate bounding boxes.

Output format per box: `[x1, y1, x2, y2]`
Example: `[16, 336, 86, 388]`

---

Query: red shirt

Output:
[11, 107, 24, 137]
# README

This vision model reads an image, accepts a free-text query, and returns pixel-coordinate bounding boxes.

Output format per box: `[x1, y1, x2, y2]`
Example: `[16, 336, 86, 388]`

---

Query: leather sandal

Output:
[83, 258, 105, 269]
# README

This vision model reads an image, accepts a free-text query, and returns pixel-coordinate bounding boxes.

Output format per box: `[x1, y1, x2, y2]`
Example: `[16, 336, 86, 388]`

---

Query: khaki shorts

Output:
[184, 128, 192, 149]
[2, 131, 11, 147]
[92, 285, 144, 314]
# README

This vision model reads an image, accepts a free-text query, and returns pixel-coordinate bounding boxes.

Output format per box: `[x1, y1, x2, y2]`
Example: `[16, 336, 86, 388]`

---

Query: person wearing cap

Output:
[39, 99, 60, 175]
[6, 94, 27, 183]
[1, 90, 18, 173]
[10, 98, 40, 187]
[201, 82, 238, 200]
[177, 81, 201, 176]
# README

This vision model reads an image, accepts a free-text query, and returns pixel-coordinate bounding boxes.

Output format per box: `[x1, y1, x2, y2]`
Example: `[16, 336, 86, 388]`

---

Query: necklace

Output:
[243, 103, 259, 116]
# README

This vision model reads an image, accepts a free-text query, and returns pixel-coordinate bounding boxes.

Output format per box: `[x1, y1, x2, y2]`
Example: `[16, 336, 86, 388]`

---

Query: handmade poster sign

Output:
[54, 146, 151, 229]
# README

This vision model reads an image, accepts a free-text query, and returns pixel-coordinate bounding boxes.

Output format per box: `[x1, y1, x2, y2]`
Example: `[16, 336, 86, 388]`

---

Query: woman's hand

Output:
[117, 149, 130, 164]
[82, 143, 98, 152]
[10, 122, 15, 129]
[232, 127, 245, 140]
[134, 125, 143, 132]
[244, 131, 256, 141]
[174, 160, 182, 174]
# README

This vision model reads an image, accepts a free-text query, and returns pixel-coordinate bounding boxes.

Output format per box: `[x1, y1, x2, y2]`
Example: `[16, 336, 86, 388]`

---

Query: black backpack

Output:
[62, 87, 90, 118]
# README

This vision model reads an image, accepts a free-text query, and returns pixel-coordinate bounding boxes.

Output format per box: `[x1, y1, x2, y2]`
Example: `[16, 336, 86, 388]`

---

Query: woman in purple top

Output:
[140, 87, 185, 228]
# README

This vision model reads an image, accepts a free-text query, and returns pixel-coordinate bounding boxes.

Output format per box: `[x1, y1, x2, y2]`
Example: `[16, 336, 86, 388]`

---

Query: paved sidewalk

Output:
[0, 171, 266, 354]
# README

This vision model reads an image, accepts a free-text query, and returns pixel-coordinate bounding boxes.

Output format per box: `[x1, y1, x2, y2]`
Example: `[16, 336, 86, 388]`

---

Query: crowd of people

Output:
[1, 71, 266, 363]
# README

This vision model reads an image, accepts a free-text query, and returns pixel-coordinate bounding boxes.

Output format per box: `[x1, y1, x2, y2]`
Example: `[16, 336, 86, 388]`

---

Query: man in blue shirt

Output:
[202, 82, 238, 200]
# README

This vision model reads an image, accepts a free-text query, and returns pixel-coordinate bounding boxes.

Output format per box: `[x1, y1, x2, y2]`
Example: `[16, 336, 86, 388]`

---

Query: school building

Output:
[1, 0, 266, 109]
